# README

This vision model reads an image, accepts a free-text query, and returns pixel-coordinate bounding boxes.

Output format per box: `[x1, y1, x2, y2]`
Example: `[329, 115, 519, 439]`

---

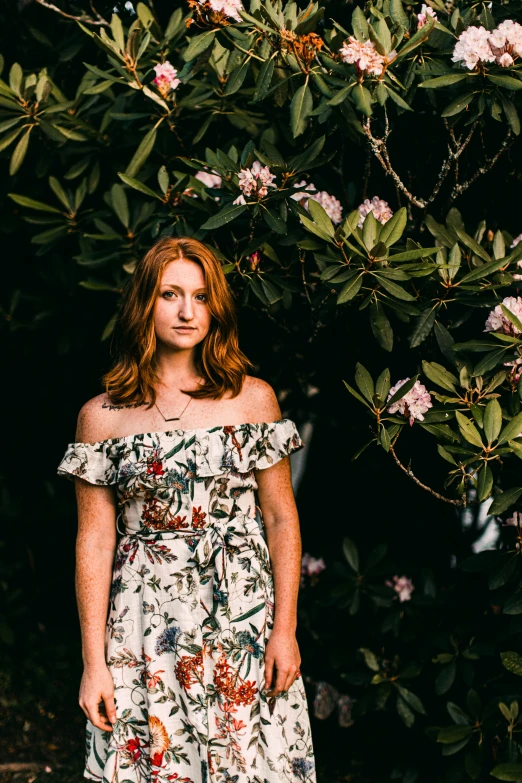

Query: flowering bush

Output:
[3, 0, 522, 780]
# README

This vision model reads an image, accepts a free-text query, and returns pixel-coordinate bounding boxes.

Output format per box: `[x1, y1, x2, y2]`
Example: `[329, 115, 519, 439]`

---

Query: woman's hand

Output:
[264, 630, 302, 696]
[79, 664, 117, 731]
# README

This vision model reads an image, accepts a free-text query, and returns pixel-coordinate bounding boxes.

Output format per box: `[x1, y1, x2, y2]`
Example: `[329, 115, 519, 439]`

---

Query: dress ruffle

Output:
[57, 419, 304, 485]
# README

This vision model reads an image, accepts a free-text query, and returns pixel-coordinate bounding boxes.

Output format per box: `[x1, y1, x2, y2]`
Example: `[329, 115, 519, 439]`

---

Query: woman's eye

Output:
[162, 291, 175, 299]
[196, 294, 207, 301]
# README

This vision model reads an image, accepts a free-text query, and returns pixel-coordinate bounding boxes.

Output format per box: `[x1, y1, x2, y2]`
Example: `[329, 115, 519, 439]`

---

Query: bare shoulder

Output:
[75, 392, 122, 443]
[240, 376, 282, 424]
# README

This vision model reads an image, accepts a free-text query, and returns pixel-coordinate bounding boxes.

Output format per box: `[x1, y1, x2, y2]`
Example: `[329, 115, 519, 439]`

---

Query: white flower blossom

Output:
[195, 171, 222, 189]
[452, 26, 496, 70]
[510, 233, 522, 249]
[453, 21, 522, 70]
[153, 61, 180, 94]
[236, 160, 276, 200]
[417, 4, 438, 27]
[357, 196, 393, 228]
[484, 296, 522, 335]
[292, 180, 343, 224]
[385, 575, 415, 602]
[387, 378, 432, 426]
[205, 0, 243, 21]
[339, 36, 386, 76]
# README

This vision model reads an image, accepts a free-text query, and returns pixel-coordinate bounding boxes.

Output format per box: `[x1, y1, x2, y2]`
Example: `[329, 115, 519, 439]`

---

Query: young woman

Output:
[57, 237, 316, 783]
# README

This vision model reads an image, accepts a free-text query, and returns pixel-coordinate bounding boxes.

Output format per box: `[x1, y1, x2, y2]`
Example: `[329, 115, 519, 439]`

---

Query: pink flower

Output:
[484, 296, 522, 336]
[510, 233, 522, 249]
[417, 4, 438, 27]
[195, 171, 222, 189]
[503, 511, 522, 527]
[291, 180, 343, 224]
[206, 0, 243, 21]
[387, 378, 432, 426]
[339, 36, 386, 76]
[301, 552, 326, 586]
[153, 61, 180, 95]
[453, 21, 522, 70]
[236, 161, 277, 201]
[357, 196, 393, 228]
[385, 575, 415, 602]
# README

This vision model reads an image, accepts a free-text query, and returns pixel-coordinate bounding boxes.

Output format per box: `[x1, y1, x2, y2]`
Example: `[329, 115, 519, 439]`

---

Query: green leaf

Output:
[125, 127, 157, 178]
[183, 29, 217, 62]
[200, 203, 247, 230]
[421, 361, 458, 392]
[343, 537, 359, 571]
[489, 487, 522, 514]
[501, 651, 522, 677]
[459, 256, 507, 283]
[420, 73, 471, 89]
[355, 363, 374, 403]
[376, 275, 417, 301]
[117, 172, 162, 199]
[352, 83, 373, 116]
[437, 725, 473, 744]
[472, 348, 509, 376]
[342, 380, 372, 408]
[409, 307, 437, 348]
[454, 227, 491, 263]
[307, 198, 334, 238]
[49, 176, 71, 211]
[455, 411, 483, 449]
[376, 368, 391, 402]
[262, 206, 287, 234]
[111, 183, 129, 228]
[231, 603, 265, 623]
[488, 74, 522, 90]
[379, 207, 407, 247]
[498, 412, 522, 445]
[370, 300, 393, 352]
[501, 303, 522, 334]
[337, 273, 363, 304]
[484, 398, 502, 444]
[8, 193, 61, 213]
[477, 463, 493, 502]
[490, 763, 522, 781]
[253, 57, 275, 102]
[290, 82, 313, 137]
[224, 60, 250, 96]
[9, 128, 30, 175]
[387, 376, 418, 408]
[503, 591, 522, 615]
[441, 91, 475, 118]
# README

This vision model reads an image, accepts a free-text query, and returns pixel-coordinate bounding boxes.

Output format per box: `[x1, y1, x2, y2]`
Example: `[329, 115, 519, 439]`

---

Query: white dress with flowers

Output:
[57, 419, 316, 783]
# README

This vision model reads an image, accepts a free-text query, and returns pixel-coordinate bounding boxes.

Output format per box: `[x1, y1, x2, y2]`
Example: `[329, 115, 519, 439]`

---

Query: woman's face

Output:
[153, 258, 212, 351]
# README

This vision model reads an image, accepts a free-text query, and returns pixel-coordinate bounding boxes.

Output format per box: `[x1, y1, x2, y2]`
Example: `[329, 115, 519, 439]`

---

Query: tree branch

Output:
[389, 443, 467, 506]
[448, 129, 513, 205]
[33, 0, 109, 26]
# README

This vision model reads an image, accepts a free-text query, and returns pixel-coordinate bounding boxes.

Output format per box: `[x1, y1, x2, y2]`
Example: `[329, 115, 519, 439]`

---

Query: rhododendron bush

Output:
[3, 0, 522, 781]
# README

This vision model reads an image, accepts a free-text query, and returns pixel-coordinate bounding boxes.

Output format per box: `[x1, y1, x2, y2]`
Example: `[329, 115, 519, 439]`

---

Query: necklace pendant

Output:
[164, 416, 181, 421]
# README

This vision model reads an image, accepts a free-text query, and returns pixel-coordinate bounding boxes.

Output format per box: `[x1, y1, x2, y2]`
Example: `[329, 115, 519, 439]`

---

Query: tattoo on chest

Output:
[102, 401, 148, 411]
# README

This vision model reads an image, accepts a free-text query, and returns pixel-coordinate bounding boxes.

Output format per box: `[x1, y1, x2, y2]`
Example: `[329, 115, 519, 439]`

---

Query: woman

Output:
[57, 237, 316, 783]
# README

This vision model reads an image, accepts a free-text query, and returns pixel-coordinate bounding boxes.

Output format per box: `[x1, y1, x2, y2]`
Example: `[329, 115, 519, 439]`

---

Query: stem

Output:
[388, 443, 467, 507]
[34, 0, 109, 26]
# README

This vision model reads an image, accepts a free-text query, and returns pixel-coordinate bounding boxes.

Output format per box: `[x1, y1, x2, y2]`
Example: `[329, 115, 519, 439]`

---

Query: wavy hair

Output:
[102, 237, 253, 406]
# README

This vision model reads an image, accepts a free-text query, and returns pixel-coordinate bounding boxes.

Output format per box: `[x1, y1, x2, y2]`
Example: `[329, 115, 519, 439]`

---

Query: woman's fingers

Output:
[81, 698, 113, 731]
[102, 691, 117, 726]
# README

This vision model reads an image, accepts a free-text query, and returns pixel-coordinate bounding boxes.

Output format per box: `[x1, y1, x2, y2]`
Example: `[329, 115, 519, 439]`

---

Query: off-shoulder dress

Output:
[57, 419, 316, 783]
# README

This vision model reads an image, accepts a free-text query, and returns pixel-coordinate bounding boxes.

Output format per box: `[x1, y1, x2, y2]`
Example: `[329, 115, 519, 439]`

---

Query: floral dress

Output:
[57, 419, 316, 783]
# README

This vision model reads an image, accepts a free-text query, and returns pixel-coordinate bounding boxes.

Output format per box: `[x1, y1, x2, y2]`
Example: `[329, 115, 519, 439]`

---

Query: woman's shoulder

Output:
[75, 392, 125, 443]
[239, 376, 282, 424]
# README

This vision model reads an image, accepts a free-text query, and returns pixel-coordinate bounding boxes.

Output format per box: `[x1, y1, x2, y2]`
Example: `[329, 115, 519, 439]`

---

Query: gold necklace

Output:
[154, 395, 193, 422]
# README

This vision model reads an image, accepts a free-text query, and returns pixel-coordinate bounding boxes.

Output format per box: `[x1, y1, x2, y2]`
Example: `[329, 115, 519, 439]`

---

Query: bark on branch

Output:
[33, 0, 109, 26]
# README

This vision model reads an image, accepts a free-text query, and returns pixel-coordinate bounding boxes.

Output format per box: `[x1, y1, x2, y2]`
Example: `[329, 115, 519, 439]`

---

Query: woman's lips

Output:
[174, 326, 196, 331]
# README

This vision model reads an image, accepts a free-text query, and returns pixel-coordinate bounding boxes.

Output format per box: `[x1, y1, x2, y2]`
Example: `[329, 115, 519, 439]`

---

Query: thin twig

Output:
[448, 129, 513, 204]
[389, 443, 466, 506]
[34, 0, 109, 26]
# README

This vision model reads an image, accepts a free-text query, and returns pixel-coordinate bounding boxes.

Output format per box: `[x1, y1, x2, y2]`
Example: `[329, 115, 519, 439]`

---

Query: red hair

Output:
[102, 237, 253, 406]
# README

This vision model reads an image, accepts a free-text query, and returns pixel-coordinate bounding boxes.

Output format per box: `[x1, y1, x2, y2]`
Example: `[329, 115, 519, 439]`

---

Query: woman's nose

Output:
[179, 297, 194, 320]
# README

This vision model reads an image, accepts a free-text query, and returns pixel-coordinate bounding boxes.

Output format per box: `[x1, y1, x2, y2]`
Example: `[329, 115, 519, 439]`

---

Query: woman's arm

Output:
[246, 377, 303, 697]
[74, 400, 119, 731]
[255, 456, 303, 697]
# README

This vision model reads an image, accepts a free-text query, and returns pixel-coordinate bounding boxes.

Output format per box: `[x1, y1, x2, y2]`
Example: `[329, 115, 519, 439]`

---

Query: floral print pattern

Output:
[57, 419, 316, 783]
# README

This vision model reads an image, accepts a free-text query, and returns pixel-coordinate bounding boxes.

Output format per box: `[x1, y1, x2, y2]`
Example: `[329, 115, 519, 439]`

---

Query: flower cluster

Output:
[417, 4, 438, 27]
[153, 62, 180, 95]
[301, 552, 326, 587]
[357, 196, 393, 228]
[484, 296, 522, 336]
[385, 574, 415, 602]
[339, 37, 387, 76]
[200, 0, 243, 21]
[452, 21, 522, 70]
[387, 378, 432, 426]
[313, 680, 355, 727]
[291, 180, 343, 224]
[233, 161, 276, 204]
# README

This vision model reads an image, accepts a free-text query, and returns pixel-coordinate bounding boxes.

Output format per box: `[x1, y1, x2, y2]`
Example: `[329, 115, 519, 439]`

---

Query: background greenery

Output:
[3, 0, 522, 781]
